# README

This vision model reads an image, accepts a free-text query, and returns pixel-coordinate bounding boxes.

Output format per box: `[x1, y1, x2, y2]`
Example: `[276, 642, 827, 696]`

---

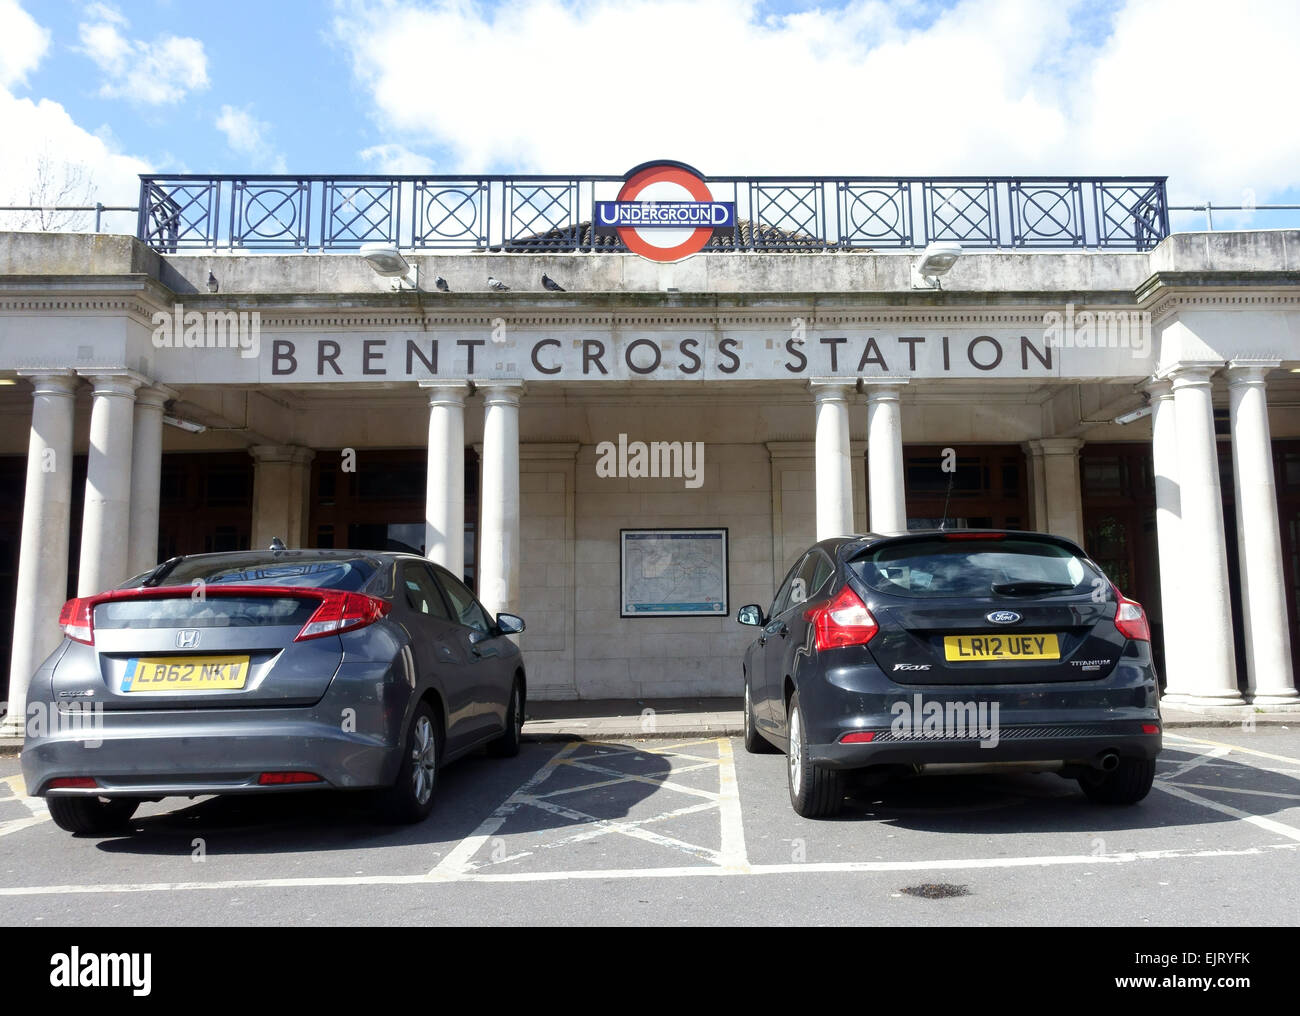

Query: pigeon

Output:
[435, 276, 449, 292]
[487, 277, 509, 291]
[206, 271, 219, 293]
[541, 274, 565, 292]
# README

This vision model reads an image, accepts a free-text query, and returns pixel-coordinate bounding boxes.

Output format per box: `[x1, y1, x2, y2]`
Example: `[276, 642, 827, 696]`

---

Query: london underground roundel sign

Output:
[595, 161, 735, 263]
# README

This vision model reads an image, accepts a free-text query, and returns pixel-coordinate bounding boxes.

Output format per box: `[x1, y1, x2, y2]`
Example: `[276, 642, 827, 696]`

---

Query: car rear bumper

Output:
[809, 726, 1161, 769]
[21, 708, 402, 797]
[797, 652, 1162, 770]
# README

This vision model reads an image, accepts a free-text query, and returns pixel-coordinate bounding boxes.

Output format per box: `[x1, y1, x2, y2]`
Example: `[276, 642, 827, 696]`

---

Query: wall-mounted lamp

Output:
[360, 242, 419, 291]
[911, 241, 963, 289]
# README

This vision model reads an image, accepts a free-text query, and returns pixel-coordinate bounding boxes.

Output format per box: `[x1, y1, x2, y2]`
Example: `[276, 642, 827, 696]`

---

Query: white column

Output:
[1027, 438, 1084, 545]
[1164, 364, 1244, 706]
[810, 381, 854, 540]
[249, 446, 315, 550]
[1227, 361, 1297, 703]
[1146, 379, 1188, 699]
[478, 381, 523, 619]
[420, 381, 469, 577]
[127, 385, 175, 577]
[77, 372, 144, 596]
[863, 381, 907, 533]
[2, 371, 79, 737]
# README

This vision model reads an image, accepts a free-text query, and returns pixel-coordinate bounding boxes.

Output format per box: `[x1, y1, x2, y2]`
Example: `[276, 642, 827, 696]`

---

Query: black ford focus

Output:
[737, 530, 1161, 818]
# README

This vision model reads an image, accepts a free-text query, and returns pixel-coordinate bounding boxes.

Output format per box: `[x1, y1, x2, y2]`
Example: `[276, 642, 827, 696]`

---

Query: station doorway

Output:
[307, 448, 481, 588]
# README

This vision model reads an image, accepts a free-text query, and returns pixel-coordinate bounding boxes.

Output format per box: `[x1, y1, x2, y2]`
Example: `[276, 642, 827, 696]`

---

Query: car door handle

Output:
[776, 623, 789, 638]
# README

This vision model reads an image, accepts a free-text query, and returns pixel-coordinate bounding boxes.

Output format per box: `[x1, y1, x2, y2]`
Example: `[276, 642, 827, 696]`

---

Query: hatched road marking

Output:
[0, 734, 1297, 895]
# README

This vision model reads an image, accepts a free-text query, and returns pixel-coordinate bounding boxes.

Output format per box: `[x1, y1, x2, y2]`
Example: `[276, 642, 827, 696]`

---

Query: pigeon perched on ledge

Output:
[435, 276, 449, 292]
[541, 274, 565, 292]
[487, 277, 509, 291]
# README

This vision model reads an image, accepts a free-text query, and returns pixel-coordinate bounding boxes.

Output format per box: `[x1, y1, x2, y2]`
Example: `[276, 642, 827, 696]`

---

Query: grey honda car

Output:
[22, 548, 527, 833]
[738, 530, 1162, 817]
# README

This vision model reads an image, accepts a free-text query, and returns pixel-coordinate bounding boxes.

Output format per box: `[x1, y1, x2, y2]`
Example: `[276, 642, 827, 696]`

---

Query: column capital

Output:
[477, 379, 525, 406]
[419, 379, 472, 407]
[1142, 376, 1175, 401]
[858, 377, 910, 400]
[808, 378, 854, 402]
[135, 383, 178, 410]
[1027, 437, 1084, 455]
[77, 369, 150, 398]
[248, 444, 315, 465]
[1225, 359, 1281, 387]
[16, 368, 79, 398]
[1160, 361, 1220, 390]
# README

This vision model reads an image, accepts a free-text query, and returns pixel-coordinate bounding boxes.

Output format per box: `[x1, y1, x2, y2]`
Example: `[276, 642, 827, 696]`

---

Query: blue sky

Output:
[2, 0, 1298, 233]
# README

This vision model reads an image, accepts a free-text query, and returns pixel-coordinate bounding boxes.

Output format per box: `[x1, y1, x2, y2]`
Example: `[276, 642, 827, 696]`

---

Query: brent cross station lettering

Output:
[0, 168, 1298, 721]
[264, 332, 1066, 381]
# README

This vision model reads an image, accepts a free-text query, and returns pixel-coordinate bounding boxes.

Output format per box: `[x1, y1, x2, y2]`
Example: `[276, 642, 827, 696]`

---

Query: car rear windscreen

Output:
[95, 596, 320, 630]
[148, 556, 377, 591]
[849, 537, 1099, 599]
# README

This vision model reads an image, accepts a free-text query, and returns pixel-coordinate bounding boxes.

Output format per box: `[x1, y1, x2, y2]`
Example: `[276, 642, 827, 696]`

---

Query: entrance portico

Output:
[2, 229, 1300, 720]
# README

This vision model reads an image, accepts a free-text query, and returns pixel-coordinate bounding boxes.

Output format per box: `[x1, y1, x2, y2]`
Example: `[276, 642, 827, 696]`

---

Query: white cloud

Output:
[78, 2, 209, 105]
[359, 142, 436, 174]
[0, 4, 149, 231]
[215, 104, 287, 173]
[0, 90, 151, 230]
[332, 0, 1300, 202]
[215, 104, 267, 154]
[0, 0, 49, 88]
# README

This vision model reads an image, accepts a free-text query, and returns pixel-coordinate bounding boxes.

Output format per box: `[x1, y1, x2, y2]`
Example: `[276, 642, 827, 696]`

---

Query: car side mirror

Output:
[496, 612, 525, 635]
[736, 604, 765, 626]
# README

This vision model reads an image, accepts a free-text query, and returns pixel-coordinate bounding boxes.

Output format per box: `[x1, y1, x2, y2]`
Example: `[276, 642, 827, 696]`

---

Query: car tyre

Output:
[46, 796, 139, 835]
[743, 678, 777, 754]
[375, 701, 441, 824]
[786, 691, 844, 818]
[1077, 756, 1156, 805]
[487, 678, 525, 758]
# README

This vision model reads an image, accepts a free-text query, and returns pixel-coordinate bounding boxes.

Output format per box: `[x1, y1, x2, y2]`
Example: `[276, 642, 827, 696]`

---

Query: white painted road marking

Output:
[0, 773, 49, 837]
[2, 733, 1298, 896]
[0, 842, 1296, 897]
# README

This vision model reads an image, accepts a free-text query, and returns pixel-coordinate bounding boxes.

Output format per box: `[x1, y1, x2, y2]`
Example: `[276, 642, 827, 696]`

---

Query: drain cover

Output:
[900, 883, 971, 899]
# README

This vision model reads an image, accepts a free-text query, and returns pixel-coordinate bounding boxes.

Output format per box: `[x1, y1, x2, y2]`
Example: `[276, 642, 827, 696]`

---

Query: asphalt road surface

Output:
[2, 726, 1297, 926]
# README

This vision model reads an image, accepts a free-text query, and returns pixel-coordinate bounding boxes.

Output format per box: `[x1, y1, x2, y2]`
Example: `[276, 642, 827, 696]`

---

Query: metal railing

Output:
[1168, 203, 1300, 230]
[0, 202, 138, 233]
[134, 174, 1171, 253]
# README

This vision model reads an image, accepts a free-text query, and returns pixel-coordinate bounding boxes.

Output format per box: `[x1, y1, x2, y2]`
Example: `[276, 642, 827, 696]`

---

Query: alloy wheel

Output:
[789, 703, 802, 789]
[410, 715, 437, 805]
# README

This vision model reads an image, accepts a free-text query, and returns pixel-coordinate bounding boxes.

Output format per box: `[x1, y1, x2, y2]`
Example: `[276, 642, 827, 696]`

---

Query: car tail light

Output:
[47, 777, 98, 789]
[257, 772, 322, 785]
[805, 585, 879, 651]
[839, 731, 876, 744]
[58, 598, 94, 645]
[1112, 586, 1151, 642]
[294, 591, 392, 641]
[1142, 723, 1160, 735]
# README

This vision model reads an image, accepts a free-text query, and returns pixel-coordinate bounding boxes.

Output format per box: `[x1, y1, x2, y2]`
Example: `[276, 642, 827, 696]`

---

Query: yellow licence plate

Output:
[944, 634, 1060, 662]
[122, 655, 250, 692]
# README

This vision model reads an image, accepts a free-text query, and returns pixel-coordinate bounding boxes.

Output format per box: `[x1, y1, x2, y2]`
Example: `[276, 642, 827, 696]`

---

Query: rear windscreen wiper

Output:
[991, 580, 1076, 596]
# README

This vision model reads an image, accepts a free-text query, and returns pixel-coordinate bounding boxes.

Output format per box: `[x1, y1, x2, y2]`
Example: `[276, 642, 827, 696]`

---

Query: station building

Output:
[1, 168, 1298, 732]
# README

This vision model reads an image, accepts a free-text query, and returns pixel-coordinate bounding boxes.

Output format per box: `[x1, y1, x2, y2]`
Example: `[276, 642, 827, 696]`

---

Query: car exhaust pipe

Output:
[1097, 751, 1120, 772]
